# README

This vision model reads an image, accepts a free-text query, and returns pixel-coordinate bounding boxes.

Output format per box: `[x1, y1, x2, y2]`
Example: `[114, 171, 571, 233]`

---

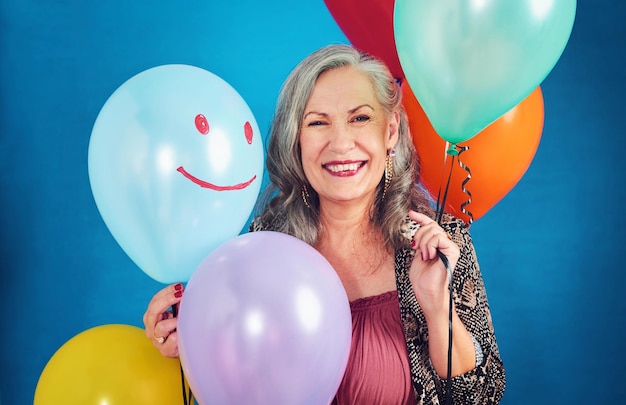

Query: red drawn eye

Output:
[195, 114, 209, 135]
[244, 121, 253, 144]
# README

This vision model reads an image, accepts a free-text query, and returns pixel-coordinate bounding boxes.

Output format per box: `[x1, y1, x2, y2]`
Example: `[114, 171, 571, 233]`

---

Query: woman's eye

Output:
[307, 120, 325, 127]
[352, 115, 370, 123]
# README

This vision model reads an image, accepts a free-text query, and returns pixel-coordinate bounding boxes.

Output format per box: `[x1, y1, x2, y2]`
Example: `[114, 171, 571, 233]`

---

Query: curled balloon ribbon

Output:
[456, 145, 473, 226]
[434, 143, 473, 227]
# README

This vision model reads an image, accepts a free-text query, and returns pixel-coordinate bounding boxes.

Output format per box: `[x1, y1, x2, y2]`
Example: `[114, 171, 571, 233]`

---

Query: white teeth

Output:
[326, 163, 359, 173]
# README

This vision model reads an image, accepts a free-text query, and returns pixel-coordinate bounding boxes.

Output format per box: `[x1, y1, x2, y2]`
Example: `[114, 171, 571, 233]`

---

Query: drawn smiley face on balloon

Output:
[177, 114, 257, 191]
[88, 64, 264, 283]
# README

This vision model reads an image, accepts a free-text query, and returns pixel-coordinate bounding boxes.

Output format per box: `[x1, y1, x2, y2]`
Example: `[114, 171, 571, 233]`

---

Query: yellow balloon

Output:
[35, 324, 188, 405]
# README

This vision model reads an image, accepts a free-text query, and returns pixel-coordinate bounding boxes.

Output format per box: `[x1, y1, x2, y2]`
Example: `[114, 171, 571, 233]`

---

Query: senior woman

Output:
[144, 44, 505, 404]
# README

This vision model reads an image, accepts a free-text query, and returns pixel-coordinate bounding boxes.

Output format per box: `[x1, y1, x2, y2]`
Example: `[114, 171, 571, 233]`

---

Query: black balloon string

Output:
[171, 303, 194, 405]
[434, 143, 451, 224]
[437, 250, 454, 405]
[433, 142, 472, 404]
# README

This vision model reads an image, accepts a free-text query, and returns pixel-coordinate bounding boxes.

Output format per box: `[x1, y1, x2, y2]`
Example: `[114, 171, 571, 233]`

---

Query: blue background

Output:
[1, 1, 624, 404]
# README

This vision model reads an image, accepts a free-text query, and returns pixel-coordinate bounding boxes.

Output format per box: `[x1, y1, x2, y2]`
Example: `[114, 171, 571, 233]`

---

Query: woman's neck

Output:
[314, 198, 396, 300]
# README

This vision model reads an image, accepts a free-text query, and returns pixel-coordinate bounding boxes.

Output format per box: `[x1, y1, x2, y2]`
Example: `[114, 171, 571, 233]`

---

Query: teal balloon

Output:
[88, 65, 264, 283]
[394, 0, 576, 144]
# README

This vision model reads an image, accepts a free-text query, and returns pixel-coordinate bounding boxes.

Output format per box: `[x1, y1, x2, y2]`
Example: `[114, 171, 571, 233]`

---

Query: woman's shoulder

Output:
[400, 212, 469, 242]
[249, 217, 262, 232]
[249, 216, 268, 232]
[249, 213, 285, 232]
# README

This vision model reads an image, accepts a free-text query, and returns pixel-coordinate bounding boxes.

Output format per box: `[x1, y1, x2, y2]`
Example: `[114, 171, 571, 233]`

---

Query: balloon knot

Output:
[446, 144, 459, 156]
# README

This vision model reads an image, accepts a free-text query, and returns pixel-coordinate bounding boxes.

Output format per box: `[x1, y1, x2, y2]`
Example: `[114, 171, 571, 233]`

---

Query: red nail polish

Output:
[174, 291, 183, 298]
[411, 239, 416, 248]
[174, 283, 183, 291]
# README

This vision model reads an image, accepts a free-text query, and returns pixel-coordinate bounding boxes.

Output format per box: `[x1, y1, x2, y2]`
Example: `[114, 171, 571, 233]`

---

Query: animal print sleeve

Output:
[438, 216, 506, 404]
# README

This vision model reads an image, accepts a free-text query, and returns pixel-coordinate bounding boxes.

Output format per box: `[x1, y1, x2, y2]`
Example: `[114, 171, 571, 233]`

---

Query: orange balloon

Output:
[403, 84, 544, 223]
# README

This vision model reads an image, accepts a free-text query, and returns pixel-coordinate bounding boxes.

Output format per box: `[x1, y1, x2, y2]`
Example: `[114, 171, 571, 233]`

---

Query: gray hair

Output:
[256, 44, 432, 248]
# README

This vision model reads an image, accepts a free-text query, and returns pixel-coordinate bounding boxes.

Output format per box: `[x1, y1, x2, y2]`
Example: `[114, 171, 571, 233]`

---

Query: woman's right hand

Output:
[142, 283, 184, 358]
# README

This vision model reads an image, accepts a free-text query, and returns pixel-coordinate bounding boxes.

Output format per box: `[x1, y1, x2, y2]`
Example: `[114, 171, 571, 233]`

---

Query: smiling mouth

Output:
[177, 166, 257, 191]
[323, 161, 366, 175]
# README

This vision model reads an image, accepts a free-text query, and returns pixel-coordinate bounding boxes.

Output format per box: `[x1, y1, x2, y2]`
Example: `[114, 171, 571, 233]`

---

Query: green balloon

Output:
[395, 0, 576, 144]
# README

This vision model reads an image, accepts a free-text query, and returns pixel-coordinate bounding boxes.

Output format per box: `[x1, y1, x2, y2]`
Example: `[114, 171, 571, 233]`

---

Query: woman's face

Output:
[299, 65, 399, 208]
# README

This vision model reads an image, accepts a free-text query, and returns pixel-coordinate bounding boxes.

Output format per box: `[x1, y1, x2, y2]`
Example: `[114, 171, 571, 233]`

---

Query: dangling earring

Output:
[382, 149, 395, 200]
[301, 183, 311, 209]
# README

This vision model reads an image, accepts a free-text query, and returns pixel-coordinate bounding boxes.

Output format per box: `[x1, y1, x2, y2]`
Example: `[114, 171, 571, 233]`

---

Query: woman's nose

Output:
[328, 124, 355, 154]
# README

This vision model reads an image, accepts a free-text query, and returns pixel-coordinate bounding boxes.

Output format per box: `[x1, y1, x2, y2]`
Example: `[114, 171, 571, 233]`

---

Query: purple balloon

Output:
[177, 231, 352, 405]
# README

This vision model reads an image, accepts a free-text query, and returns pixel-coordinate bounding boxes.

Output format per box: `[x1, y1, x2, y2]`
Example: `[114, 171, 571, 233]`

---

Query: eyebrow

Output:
[303, 104, 375, 119]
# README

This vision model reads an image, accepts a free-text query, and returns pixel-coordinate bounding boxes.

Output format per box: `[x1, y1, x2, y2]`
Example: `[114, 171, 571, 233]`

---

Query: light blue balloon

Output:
[88, 65, 264, 283]
[395, 0, 576, 144]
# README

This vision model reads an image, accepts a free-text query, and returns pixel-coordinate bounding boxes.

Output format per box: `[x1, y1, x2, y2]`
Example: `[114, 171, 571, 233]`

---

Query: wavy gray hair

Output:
[255, 44, 432, 248]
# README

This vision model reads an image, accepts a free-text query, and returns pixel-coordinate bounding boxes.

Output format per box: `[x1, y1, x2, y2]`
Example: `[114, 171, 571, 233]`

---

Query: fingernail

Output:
[411, 239, 416, 248]
[174, 291, 183, 298]
[174, 283, 183, 291]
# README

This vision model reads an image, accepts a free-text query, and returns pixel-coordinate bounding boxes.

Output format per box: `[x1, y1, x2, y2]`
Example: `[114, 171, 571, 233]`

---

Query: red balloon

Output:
[403, 84, 544, 223]
[324, 0, 404, 79]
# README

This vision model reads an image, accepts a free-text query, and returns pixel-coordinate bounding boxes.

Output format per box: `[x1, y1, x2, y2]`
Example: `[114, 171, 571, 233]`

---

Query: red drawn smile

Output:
[177, 166, 257, 191]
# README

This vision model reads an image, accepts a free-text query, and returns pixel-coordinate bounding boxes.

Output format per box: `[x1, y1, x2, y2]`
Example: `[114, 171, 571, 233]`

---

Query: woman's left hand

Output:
[408, 210, 460, 320]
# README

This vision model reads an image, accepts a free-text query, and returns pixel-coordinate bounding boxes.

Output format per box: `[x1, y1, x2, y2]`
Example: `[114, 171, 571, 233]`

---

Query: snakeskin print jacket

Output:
[397, 214, 506, 404]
